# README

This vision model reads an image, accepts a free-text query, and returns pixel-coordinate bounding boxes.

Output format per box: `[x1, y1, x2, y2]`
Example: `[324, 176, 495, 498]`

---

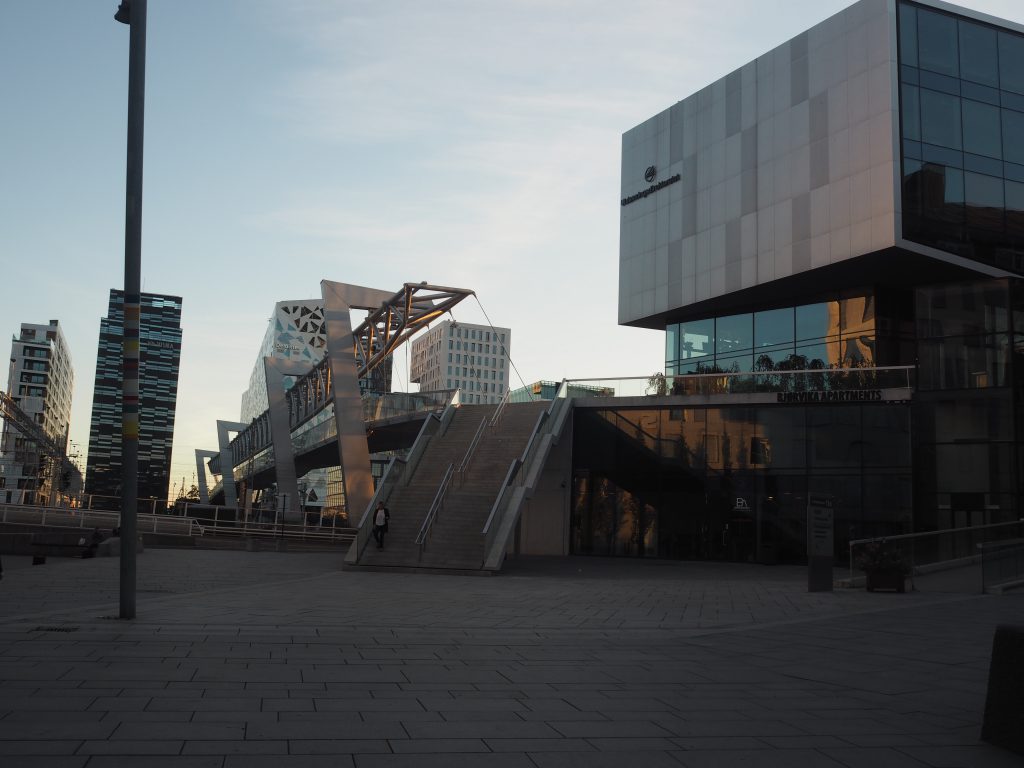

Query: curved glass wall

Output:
[898, 1, 1024, 272]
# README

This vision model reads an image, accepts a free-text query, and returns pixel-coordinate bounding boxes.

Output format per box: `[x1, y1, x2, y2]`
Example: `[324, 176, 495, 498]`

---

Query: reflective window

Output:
[715, 314, 752, 355]
[918, 8, 959, 77]
[1003, 110, 1024, 166]
[1007, 179, 1024, 213]
[793, 342, 830, 368]
[807, 407, 863, 468]
[795, 302, 837, 341]
[962, 100, 1001, 158]
[917, 280, 1009, 337]
[965, 172, 1004, 223]
[715, 351, 753, 373]
[679, 318, 714, 360]
[899, 3, 918, 67]
[839, 295, 875, 333]
[1000, 31, 1024, 95]
[959, 20, 998, 87]
[920, 89, 962, 149]
[667, 296, 873, 374]
[918, 334, 1010, 389]
[902, 85, 921, 141]
[666, 325, 678, 362]
[754, 308, 793, 349]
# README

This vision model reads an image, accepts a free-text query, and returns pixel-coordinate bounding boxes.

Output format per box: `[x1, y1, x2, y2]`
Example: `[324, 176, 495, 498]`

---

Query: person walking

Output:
[372, 501, 390, 549]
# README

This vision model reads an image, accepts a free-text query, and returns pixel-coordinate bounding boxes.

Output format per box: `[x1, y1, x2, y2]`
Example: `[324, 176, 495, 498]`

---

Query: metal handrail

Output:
[480, 381, 571, 567]
[482, 459, 522, 537]
[489, 388, 512, 429]
[349, 389, 462, 563]
[416, 463, 454, 552]
[848, 519, 1024, 579]
[456, 417, 488, 486]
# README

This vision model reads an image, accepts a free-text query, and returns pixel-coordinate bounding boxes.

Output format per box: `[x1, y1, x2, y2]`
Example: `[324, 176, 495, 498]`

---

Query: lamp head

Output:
[114, 1, 130, 24]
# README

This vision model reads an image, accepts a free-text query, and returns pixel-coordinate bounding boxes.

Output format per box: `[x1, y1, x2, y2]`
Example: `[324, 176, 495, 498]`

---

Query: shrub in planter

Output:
[856, 540, 911, 593]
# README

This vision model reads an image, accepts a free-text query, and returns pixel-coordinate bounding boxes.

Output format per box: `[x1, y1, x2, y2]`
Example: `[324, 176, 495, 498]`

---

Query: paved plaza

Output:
[0, 548, 1020, 767]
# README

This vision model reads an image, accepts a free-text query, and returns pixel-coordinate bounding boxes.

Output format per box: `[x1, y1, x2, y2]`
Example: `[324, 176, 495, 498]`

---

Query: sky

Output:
[3, 0, 1023, 497]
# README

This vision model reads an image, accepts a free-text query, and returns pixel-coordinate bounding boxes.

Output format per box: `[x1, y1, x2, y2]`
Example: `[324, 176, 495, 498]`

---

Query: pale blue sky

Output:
[2, 0, 1021, 492]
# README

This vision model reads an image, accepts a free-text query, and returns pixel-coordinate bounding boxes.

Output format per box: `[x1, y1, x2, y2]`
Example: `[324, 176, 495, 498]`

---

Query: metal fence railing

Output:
[0, 502, 203, 537]
[980, 538, 1024, 592]
[565, 366, 915, 399]
[848, 519, 1024, 586]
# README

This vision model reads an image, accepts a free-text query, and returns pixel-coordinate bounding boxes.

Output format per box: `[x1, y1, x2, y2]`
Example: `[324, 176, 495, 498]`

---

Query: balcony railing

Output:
[564, 366, 915, 400]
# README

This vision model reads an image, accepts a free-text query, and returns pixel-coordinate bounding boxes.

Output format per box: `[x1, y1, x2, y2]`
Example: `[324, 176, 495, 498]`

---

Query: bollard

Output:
[981, 624, 1024, 755]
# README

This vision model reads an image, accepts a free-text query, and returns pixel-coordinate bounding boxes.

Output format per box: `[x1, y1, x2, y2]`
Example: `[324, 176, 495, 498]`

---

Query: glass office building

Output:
[608, 0, 1024, 563]
[85, 291, 182, 504]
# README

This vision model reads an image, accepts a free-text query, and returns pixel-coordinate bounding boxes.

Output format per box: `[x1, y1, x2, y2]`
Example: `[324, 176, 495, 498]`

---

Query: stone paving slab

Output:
[0, 550, 1021, 766]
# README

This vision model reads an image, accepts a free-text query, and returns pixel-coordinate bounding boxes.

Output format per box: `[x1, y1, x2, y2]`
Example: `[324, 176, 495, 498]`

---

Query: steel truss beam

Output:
[352, 283, 474, 379]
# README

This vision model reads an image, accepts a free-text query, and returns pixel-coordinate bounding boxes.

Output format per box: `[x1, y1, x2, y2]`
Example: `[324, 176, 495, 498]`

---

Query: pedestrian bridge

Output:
[198, 280, 476, 521]
[204, 388, 454, 508]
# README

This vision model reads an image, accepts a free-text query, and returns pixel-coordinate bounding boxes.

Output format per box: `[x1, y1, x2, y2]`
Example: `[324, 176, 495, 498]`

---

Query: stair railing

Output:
[416, 462, 454, 555]
[455, 417, 488, 487]
[346, 390, 461, 565]
[481, 381, 573, 569]
[488, 388, 512, 431]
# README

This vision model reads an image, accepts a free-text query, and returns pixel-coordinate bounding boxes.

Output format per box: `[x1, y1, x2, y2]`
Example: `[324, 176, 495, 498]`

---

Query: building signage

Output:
[777, 389, 883, 404]
[621, 169, 681, 207]
[807, 495, 834, 558]
[273, 342, 306, 355]
[807, 494, 834, 592]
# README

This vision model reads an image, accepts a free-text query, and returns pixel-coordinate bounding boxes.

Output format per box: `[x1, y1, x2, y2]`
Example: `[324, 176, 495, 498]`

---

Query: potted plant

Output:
[856, 540, 911, 592]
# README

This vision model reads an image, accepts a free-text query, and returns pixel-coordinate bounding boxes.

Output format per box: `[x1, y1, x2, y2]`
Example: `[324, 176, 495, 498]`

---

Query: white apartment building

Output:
[1, 320, 74, 503]
[409, 320, 511, 405]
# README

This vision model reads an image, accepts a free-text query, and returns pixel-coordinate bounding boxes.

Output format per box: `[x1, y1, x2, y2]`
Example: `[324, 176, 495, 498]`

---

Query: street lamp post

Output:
[115, 0, 146, 620]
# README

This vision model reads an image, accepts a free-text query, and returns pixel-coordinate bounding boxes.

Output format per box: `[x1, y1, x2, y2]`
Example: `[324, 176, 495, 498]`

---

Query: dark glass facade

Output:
[912, 278, 1022, 539]
[899, 0, 1024, 272]
[571, 403, 912, 564]
[85, 291, 183, 503]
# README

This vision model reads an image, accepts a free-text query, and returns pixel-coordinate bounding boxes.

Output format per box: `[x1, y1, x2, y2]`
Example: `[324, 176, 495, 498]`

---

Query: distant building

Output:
[0, 320, 74, 504]
[410, 320, 510, 404]
[242, 298, 394, 421]
[509, 380, 615, 402]
[85, 291, 182, 503]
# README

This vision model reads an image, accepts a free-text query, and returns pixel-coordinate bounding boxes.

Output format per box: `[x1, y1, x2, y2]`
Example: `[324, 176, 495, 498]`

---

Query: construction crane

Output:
[0, 391, 77, 502]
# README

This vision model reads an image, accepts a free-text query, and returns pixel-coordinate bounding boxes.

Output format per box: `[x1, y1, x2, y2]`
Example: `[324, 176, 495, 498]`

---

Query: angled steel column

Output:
[264, 356, 313, 522]
[216, 420, 248, 510]
[321, 281, 393, 524]
[194, 449, 217, 504]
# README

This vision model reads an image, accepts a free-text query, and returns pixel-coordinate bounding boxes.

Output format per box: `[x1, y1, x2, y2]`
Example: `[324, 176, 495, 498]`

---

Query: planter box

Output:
[865, 569, 907, 592]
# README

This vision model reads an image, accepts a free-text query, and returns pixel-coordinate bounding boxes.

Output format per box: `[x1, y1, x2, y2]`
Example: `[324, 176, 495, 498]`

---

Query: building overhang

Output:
[621, 247, 1009, 330]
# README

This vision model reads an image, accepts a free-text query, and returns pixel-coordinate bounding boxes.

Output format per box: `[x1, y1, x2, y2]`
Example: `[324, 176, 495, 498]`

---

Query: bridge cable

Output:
[469, 294, 536, 400]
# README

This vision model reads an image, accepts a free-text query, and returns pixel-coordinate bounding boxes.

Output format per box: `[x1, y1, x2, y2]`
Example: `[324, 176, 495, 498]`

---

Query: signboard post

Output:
[807, 494, 834, 592]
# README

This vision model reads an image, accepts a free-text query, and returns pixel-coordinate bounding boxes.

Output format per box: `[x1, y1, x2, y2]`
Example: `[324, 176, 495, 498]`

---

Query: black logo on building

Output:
[621, 171, 681, 207]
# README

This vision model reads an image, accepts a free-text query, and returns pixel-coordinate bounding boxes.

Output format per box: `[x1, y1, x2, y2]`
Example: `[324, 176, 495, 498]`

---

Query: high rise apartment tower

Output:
[0, 320, 74, 503]
[85, 291, 182, 502]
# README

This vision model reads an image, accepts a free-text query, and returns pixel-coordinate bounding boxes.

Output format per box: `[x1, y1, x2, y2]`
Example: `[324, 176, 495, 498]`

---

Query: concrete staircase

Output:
[357, 400, 548, 571]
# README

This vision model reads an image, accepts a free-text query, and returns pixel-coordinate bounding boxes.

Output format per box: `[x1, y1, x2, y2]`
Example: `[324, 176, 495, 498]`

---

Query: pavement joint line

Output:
[4, 592, 990, 642]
